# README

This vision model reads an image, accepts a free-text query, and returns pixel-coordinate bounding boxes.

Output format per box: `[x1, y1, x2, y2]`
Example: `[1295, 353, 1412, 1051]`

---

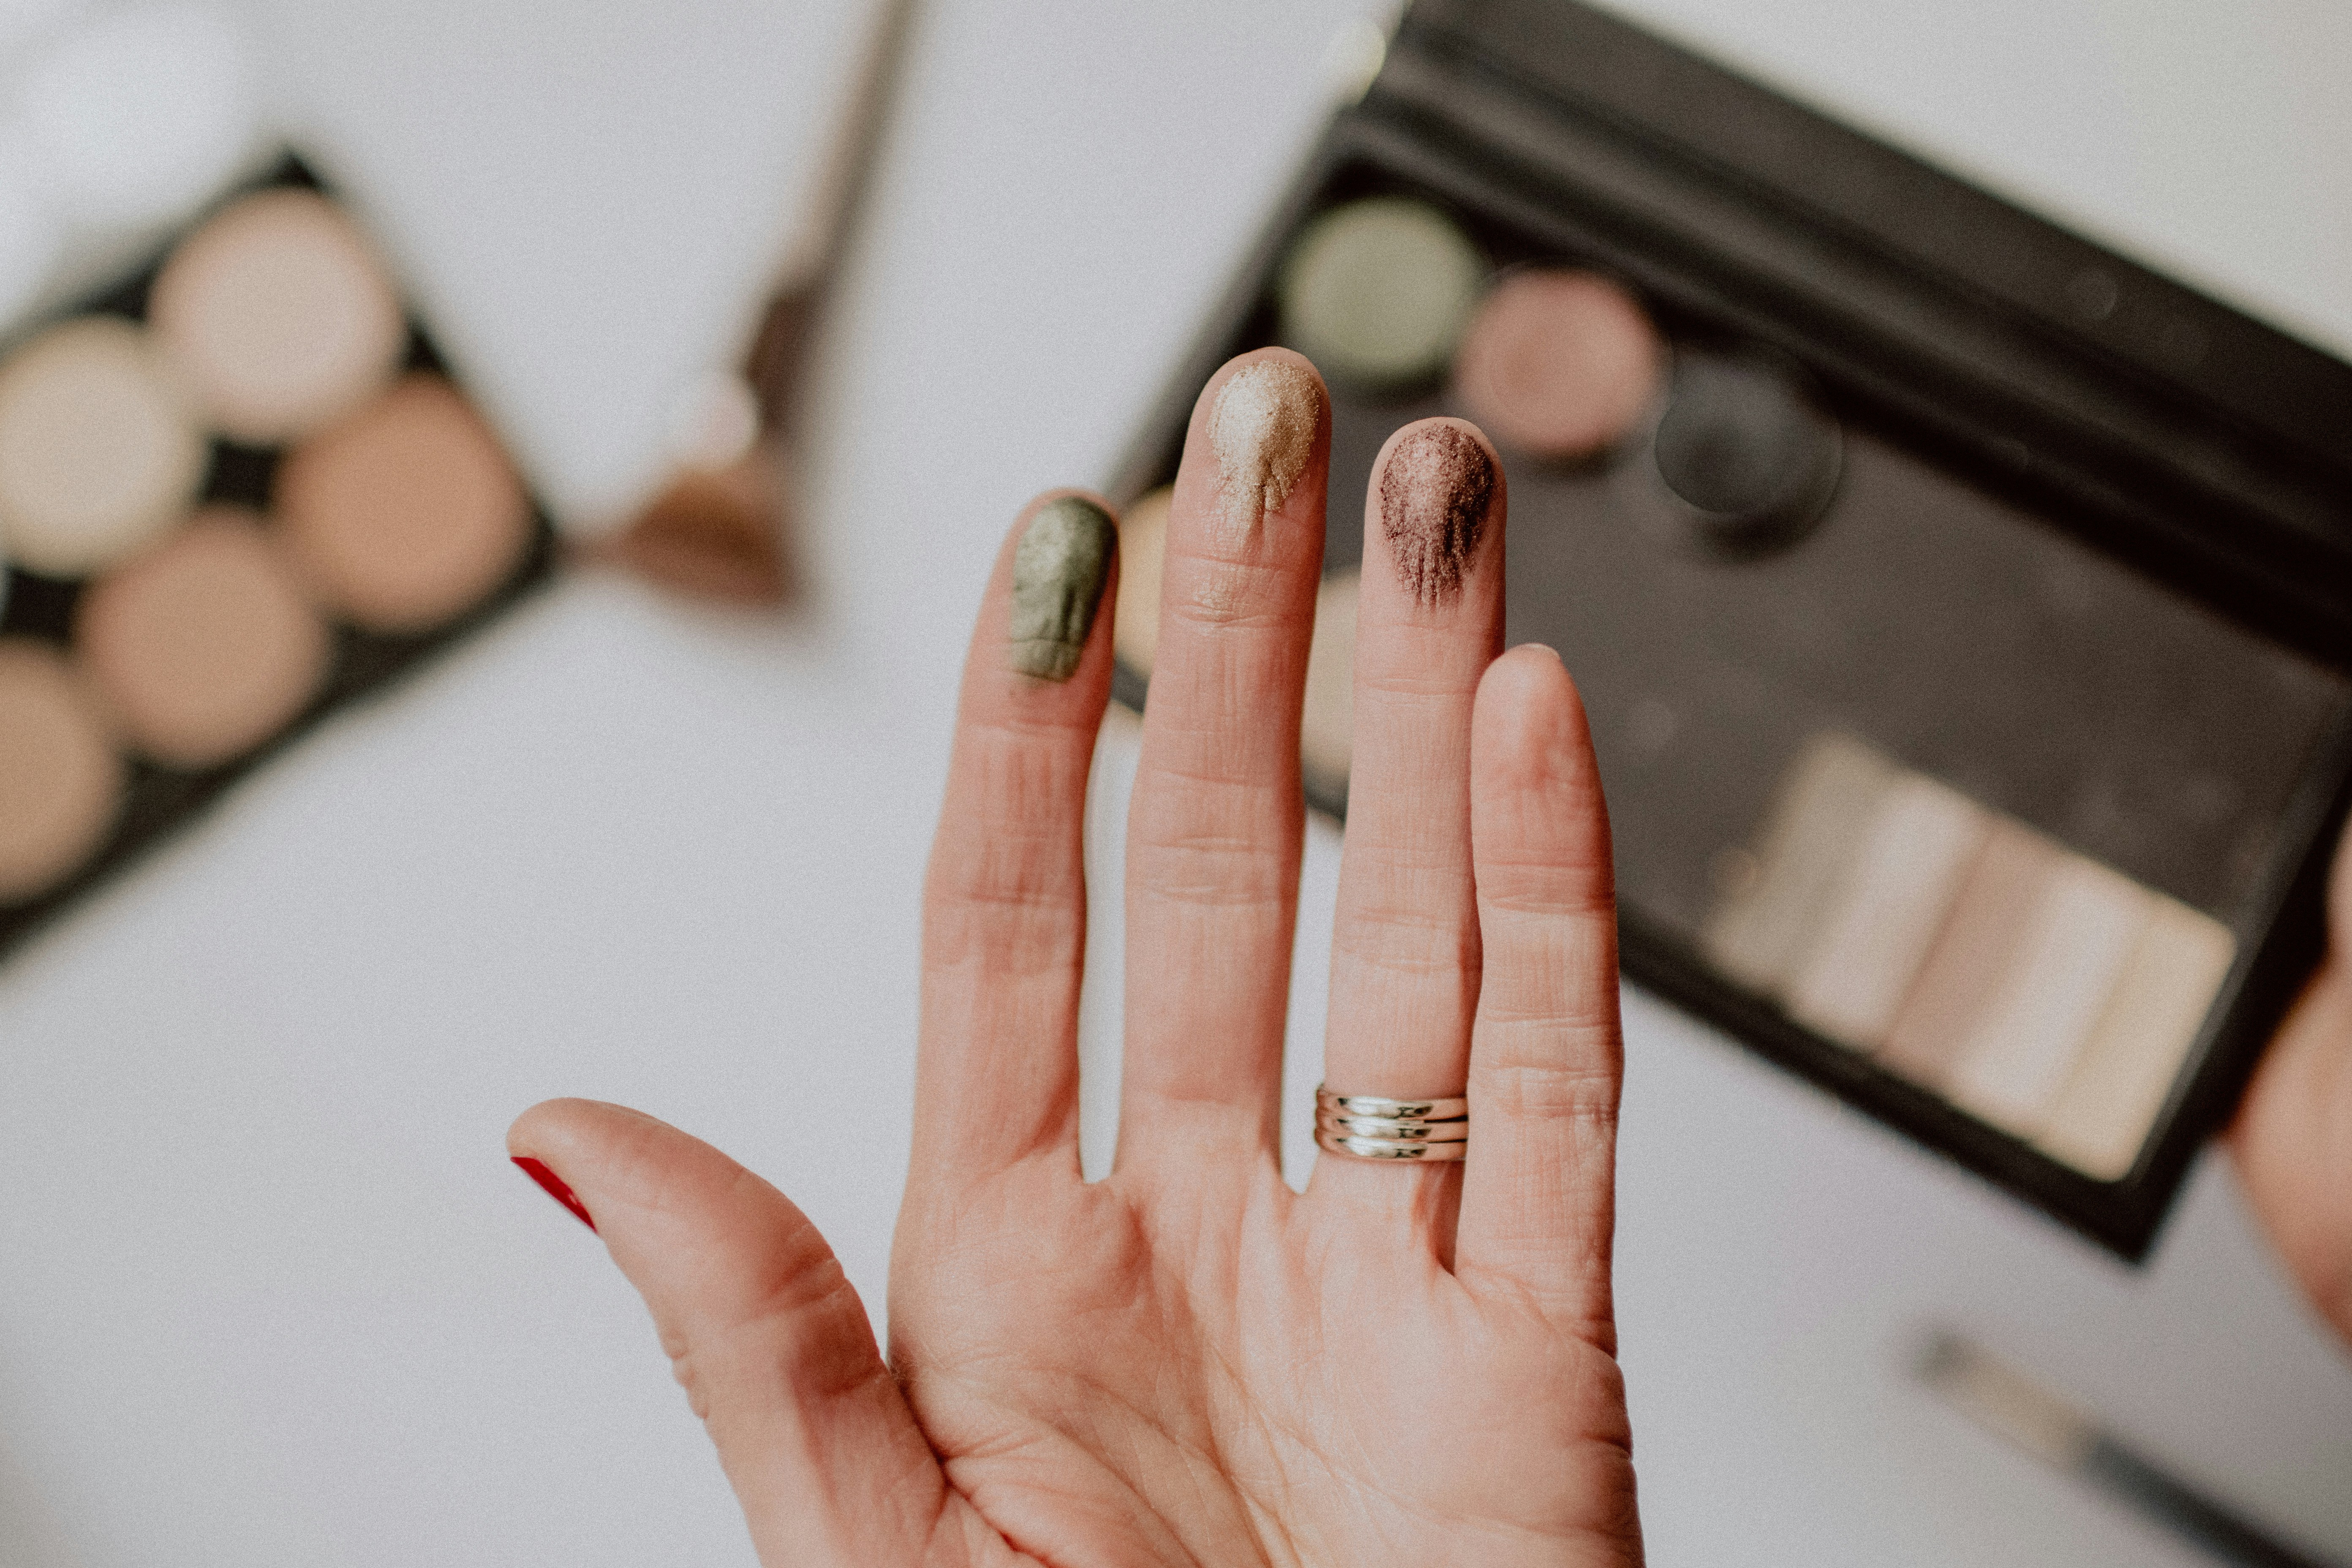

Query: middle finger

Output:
[1311, 418, 1505, 1211]
[1119, 348, 1330, 1168]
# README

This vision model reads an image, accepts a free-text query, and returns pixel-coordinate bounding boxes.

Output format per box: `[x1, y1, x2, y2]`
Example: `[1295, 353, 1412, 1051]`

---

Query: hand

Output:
[509, 347, 1642, 1565]
[2231, 825, 2352, 1344]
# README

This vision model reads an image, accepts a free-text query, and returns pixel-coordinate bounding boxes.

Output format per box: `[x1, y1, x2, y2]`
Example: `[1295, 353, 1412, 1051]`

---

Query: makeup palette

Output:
[0, 158, 554, 953]
[1109, 0, 2352, 1255]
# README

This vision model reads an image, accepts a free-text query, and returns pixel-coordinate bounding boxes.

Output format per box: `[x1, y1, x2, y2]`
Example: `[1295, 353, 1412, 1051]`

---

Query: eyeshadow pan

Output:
[1944, 854, 2150, 1138]
[75, 507, 331, 768]
[150, 187, 407, 444]
[1454, 270, 1660, 461]
[1785, 772, 1988, 1049]
[0, 640, 124, 903]
[2036, 901, 2236, 1179]
[1880, 820, 2054, 1087]
[1277, 196, 1484, 391]
[277, 375, 530, 634]
[0, 317, 206, 575]
[1301, 569, 1359, 790]
[1701, 732, 1899, 994]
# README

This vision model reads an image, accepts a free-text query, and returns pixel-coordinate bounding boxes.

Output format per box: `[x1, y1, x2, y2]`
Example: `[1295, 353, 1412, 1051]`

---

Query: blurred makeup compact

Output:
[1110, 0, 2352, 1256]
[0, 158, 553, 952]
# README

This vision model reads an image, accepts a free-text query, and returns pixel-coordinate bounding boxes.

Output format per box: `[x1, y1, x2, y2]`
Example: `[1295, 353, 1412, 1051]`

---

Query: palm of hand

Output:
[512, 352, 1642, 1566]
[894, 1155, 1633, 1566]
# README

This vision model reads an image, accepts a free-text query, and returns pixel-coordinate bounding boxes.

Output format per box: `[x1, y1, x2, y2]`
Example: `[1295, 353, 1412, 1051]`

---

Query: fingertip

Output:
[1367, 417, 1505, 611]
[1474, 643, 1585, 760]
[506, 1096, 653, 1160]
[1191, 345, 1330, 423]
[991, 488, 1120, 689]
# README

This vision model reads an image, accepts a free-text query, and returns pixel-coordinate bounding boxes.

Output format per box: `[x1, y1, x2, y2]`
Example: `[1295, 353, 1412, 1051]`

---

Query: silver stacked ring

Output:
[1313, 1084, 1469, 1162]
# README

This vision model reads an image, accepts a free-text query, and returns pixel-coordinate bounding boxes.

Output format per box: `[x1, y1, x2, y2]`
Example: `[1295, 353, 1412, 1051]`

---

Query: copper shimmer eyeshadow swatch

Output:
[0, 155, 554, 957]
[1703, 735, 2235, 1179]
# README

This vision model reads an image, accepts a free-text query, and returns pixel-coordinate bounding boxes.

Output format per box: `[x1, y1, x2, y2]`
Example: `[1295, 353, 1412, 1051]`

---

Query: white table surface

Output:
[2, 1, 2349, 1564]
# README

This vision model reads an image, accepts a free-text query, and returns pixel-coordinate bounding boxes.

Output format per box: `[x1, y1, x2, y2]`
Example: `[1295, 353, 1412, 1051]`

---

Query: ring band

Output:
[1315, 1087, 1469, 1122]
[1314, 1127, 1468, 1161]
[1313, 1083, 1468, 1163]
[1316, 1111, 1470, 1141]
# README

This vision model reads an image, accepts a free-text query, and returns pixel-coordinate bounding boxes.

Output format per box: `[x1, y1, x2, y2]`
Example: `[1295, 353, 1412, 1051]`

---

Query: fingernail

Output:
[1209, 357, 1320, 537]
[1007, 496, 1116, 681]
[512, 1156, 596, 1232]
[1380, 422, 1496, 605]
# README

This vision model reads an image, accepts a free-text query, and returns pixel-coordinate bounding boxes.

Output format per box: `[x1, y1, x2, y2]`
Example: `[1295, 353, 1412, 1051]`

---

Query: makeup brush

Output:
[1916, 1330, 2340, 1568]
[598, 0, 918, 606]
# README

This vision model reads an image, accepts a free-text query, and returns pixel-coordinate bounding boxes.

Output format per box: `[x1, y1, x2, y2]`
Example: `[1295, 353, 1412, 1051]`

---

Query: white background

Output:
[1, 0, 2349, 1563]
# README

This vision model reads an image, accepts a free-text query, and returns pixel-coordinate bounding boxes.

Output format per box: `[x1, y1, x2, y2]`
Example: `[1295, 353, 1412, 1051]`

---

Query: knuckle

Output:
[1471, 1054, 1622, 1124]
[1475, 855, 1616, 921]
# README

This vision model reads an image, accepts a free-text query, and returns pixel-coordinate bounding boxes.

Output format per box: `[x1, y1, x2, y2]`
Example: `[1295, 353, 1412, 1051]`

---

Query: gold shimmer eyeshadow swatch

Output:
[1706, 734, 2236, 1178]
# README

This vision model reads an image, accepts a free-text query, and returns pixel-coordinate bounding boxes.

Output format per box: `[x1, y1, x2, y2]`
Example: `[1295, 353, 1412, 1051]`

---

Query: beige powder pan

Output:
[0, 641, 125, 902]
[2036, 901, 2236, 1179]
[76, 507, 332, 768]
[0, 317, 207, 576]
[150, 188, 407, 446]
[278, 375, 531, 634]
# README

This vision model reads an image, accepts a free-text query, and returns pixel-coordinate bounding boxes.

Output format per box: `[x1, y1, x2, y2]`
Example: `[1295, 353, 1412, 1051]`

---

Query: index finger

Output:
[915, 490, 1119, 1184]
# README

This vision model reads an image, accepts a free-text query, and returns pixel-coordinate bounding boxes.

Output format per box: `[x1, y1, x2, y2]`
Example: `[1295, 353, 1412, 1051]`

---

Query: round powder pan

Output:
[1452, 268, 1663, 463]
[150, 187, 408, 446]
[276, 375, 533, 636]
[0, 316, 207, 577]
[1641, 346, 1843, 558]
[75, 507, 333, 770]
[1277, 195, 1487, 394]
[0, 640, 126, 904]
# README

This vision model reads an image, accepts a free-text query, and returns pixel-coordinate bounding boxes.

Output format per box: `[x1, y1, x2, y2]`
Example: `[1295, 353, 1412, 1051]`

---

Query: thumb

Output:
[506, 1098, 996, 1567]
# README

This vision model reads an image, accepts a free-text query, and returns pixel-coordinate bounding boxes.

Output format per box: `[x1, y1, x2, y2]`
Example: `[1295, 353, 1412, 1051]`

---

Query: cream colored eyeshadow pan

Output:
[2036, 900, 2236, 1179]
[0, 317, 206, 575]
[1785, 773, 1987, 1048]
[1943, 855, 2149, 1137]
[1880, 820, 2050, 1087]
[1700, 732, 1897, 993]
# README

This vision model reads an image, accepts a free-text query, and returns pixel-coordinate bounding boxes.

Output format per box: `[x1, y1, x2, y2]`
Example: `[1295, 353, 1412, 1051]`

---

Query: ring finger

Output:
[1310, 418, 1506, 1220]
